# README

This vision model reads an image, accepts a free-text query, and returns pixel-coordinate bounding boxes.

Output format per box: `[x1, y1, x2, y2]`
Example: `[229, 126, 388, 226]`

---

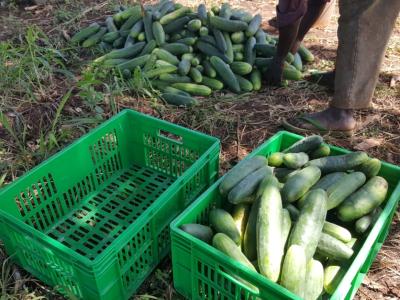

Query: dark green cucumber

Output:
[255, 43, 276, 57]
[310, 144, 331, 159]
[159, 74, 191, 83]
[153, 1, 175, 20]
[175, 37, 197, 45]
[317, 233, 354, 261]
[323, 222, 352, 243]
[307, 152, 369, 174]
[257, 175, 283, 282]
[244, 37, 256, 65]
[212, 29, 227, 52]
[288, 189, 327, 260]
[103, 58, 128, 67]
[82, 27, 107, 48]
[105, 16, 118, 32]
[103, 31, 120, 43]
[197, 4, 207, 24]
[235, 74, 253, 92]
[338, 176, 388, 222]
[223, 32, 234, 63]
[95, 42, 146, 62]
[210, 209, 241, 245]
[255, 28, 268, 44]
[285, 204, 300, 222]
[161, 93, 198, 107]
[209, 15, 248, 32]
[180, 223, 213, 243]
[123, 36, 135, 48]
[231, 9, 253, 23]
[268, 152, 284, 167]
[199, 35, 217, 47]
[116, 54, 150, 71]
[152, 21, 166, 46]
[113, 5, 141, 24]
[228, 166, 272, 204]
[219, 3, 232, 19]
[145, 65, 178, 78]
[160, 7, 191, 25]
[283, 152, 309, 169]
[283, 135, 323, 154]
[210, 56, 240, 93]
[161, 43, 191, 55]
[202, 76, 224, 90]
[189, 67, 203, 83]
[163, 16, 191, 34]
[281, 166, 321, 203]
[312, 172, 346, 191]
[355, 158, 381, 178]
[178, 59, 191, 75]
[232, 203, 250, 245]
[280, 245, 307, 298]
[203, 60, 217, 78]
[274, 168, 296, 182]
[304, 259, 324, 300]
[143, 10, 154, 42]
[246, 14, 261, 37]
[187, 19, 202, 32]
[326, 172, 366, 210]
[120, 14, 142, 35]
[162, 86, 191, 96]
[243, 197, 260, 261]
[355, 207, 382, 234]
[196, 41, 231, 64]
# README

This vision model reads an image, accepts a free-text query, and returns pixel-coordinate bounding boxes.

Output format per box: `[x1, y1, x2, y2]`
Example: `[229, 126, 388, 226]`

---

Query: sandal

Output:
[282, 115, 354, 137]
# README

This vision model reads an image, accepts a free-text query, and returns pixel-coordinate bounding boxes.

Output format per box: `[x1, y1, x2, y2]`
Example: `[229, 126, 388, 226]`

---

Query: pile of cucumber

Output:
[70, 1, 314, 106]
[181, 135, 388, 299]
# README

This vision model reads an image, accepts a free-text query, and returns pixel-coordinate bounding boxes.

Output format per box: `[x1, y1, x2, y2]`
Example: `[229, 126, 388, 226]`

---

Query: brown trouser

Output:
[333, 0, 400, 109]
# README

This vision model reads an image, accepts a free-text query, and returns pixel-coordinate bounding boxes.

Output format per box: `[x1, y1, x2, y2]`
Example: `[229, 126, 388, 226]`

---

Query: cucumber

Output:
[180, 223, 213, 243]
[113, 5, 141, 24]
[82, 27, 107, 48]
[223, 32, 234, 63]
[162, 86, 191, 96]
[202, 76, 224, 90]
[283, 135, 323, 154]
[310, 144, 331, 159]
[102, 31, 120, 43]
[161, 43, 191, 55]
[244, 37, 256, 65]
[304, 259, 324, 300]
[281, 166, 321, 203]
[231, 32, 245, 44]
[219, 3, 232, 19]
[285, 204, 300, 221]
[199, 27, 208, 36]
[187, 19, 202, 32]
[255, 57, 272, 70]
[120, 14, 142, 35]
[153, 1, 175, 20]
[105, 16, 118, 32]
[137, 40, 155, 56]
[257, 175, 283, 282]
[191, 57, 200, 66]
[203, 60, 217, 78]
[175, 37, 197, 46]
[96, 42, 146, 63]
[123, 36, 135, 48]
[250, 69, 262, 91]
[355, 158, 381, 178]
[212, 29, 227, 52]
[243, 198, 260, 261]
[355, 207, 382, 234]
[195, 63, 204, 73]
[99, 41, 113, 52]
[159, 74, 191, 83]
[228, 166, 273, 205]
[153, 48, 180, 65]
[288, 189, 327, 260]
[231, 9, 253, 23]
[255, 28, 268, 44]
[232, 44, 244, 52]
[209, 15, 248, 32]
[281, 209, 292, 250]
[172, 83, 211, 96]
[274, 168, 295, 182]
[145, 65, 178, 79]
[189, 67, 203, 83]
[255, 43, 276, 57]
[137, 32, 145, 41]
[152, 22, 165, 46]
[169, 33, 182, 42]
[338, 176, 388, 221]
[177, 59, 191, 76]
[298, 43, 315, 62]
[199, 35, 217, 47]
[312, 172, 346, 191]
[246, 14, 262, 37]
[220, 155, 267, 196]
[232, 203, 250, 245]
[283, 67, 303, 81]
[211, 5, 220, 15]
[161, 93, 198, 107]
[143, 10, 154, 42]
[286, 52, 295, 64]
[234, 52, 244, 61]
[324, 264, 341, 295]
[268, 152, 284, 167]
[280, 245, 307, 298]
[283, 152, 309, 169]
[292, 52, 303, 71]
[323, 222, 352, 243]
[235, 75, 253, 92]
[210, 209, 241, 245]
[326, 172, 366, 210]
[307, 152, 369, 174]
[197, 4, 207, 24]
[317, 233, 354, 261]
[160, 7, 191, 25]
[116, 54, 150, 71]
[103, 58, 128, 67]
[143, 53, 157, 72]
[230, 62, 252, 75]
[196, 41, 231, 64]
[210, 56, 241, 93]
[163, 16, 191, 34]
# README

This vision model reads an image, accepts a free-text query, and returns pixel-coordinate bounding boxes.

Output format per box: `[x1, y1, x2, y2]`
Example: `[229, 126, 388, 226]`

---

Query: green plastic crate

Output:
[171, 131, 400, 300]
[0, 109, 220, 300]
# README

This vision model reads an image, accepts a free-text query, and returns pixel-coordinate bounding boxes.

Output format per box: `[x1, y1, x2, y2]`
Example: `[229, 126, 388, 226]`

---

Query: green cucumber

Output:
[250, 69, 262, 91]
[317, 233, 354, 261]
[172, 83, 211, 96]
[243, 197, 260, 261]
[161, 43, 191, 55]
[232, 204, 251, 245]
[268, 152, 284, 167]
[189, 67, 203, 83]
[120, 14, 142, 34]
[232, 43, 244, 52]
[152, 21, 166, 46]
[281, 208, 292, 250]
[137, 40, 155, 56]
[213, 29, 227, 53]
[159, 74, 192, 83]
[281, 166, 321, 203]
[230, 61, 252, 75]
[210, 56, 240, 93]
[199, 35, 217, 46]
[187, 19, 202, 32]
[137, 32, 145, 41]
[145, 65, 177, 78]
[143, 10, 154, 42]
[116, 54, 150, 71]
[210, 209, 241, 245]
[284, 135, 323, 154]
[235, 74, 253, 92]
[197, 4, 207, 24]
[304, 259, 324, 300]
[201, 76, 224, 90]
[246, 14, 261, 37]
[103, 58, 128, 67]
[283, 67, 303, 81]
[244, 36, 256, 65]
[255, 43, 276, 57]
[312, 172, 346, 191]
[338, 176, 388, 222]
[280, 245, 307, 298]
[105, 16, 118, 32]
[231, 9, 253, 23]
[102, 31, 120, 43]
[274, 168, 296, 182]
[153, 48, 180, 65]
[196, 41, 231, 64]
[161, 93, 198, 106]
[288, 189, 327, 260]
[153, 1, 175, 21]
[355, 158, 381, 178]
[228, 166, 273, 205]
[191, 57, 200, 66]
[219, 3, 232, 19]
[180, 223, 213, 243]
[209, 15, 248, 32]
[223, 32, 234, 63]
[82, 27, 107, 48]
[307, 152, 369, 174]
[123, 36, 135, 48]
[283, 152, 309, 169]
[234, 52, 244, 61]
[323, 222, 352, 243]
[255, 28, 268, 44]
[310, 144, 331, 159]
[199, 27, 208, 36]
[160, 7, 191, 25]
[203, 60, 217, 78]
[163, 16, 191, 34]
[178, 59, 191, 76]
[231, 31, 245, 44]
[326, 172, 366, 210]
[285, 204, 300, 221]
[175, 37, 197, 45]
[292, 52, 303, 71]
[324, 264, 341, 295]
[298, 43, 314, 62]
[113, 5, 141, 24]
[257, 175, 283, 282]
[96, 42, 146, 63]
[162, 86, 190, 96]
[355, 207, 382, 234]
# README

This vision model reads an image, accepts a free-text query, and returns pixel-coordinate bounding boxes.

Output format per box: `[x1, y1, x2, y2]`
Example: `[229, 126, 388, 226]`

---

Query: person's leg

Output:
[286, 0, 400, 133]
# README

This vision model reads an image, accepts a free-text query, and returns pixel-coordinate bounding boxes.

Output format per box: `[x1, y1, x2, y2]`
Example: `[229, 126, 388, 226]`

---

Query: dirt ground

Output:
[0, 0, 399, 299]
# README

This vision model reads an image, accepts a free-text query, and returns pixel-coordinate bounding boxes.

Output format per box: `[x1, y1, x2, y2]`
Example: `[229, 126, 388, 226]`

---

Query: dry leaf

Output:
[354, 138, 382, 151]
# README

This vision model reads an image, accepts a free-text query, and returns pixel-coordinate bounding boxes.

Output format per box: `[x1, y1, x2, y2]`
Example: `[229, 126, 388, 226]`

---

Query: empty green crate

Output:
[0, 109, 220, 299]
[171, 131, 400, 300]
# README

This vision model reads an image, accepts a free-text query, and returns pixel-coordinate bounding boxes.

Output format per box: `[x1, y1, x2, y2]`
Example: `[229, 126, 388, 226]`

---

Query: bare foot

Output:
[299, 107, 356, 131]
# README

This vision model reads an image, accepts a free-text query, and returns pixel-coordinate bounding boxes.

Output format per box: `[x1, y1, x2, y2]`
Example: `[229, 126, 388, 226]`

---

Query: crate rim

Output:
[0, 109, 220, 268]
[171, 130, 400, 299]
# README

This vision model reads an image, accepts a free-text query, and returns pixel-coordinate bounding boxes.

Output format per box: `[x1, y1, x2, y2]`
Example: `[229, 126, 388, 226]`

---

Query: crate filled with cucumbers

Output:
[171, 131, 400, 299]
[70, 1, 314, 107]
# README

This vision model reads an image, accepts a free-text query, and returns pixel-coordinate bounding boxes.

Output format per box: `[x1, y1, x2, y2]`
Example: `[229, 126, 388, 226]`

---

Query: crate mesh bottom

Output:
[46, 163, 174, 260]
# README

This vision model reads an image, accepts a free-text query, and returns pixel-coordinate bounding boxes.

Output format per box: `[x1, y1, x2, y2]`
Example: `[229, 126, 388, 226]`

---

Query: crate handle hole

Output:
[159, 130, 183, 144]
